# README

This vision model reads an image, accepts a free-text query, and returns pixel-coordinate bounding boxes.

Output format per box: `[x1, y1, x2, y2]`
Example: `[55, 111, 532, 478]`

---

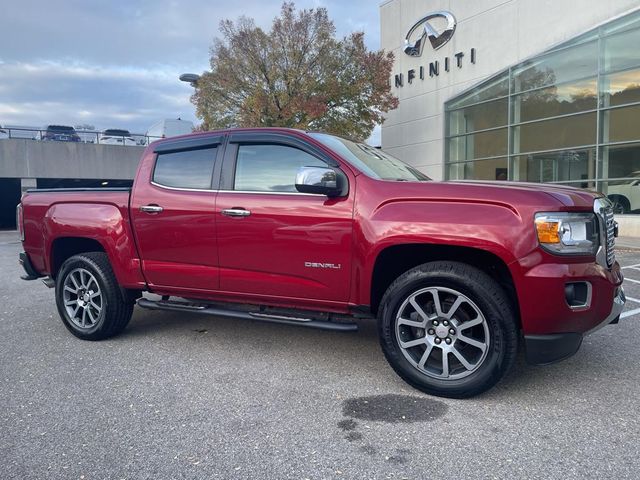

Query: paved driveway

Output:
[1, 230, 639, 479]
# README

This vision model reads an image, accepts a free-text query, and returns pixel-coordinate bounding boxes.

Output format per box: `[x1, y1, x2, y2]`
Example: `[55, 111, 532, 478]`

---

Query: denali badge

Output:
[404, 11, 456, 57]
[304, 262, 342, 270]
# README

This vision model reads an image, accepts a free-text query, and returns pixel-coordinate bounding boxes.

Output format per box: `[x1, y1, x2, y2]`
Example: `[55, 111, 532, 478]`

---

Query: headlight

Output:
[534, 212, 599, 255]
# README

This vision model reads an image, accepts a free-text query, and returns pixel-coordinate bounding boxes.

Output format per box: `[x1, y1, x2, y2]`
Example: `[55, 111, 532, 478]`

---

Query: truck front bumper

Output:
[524, 285, 625, 365]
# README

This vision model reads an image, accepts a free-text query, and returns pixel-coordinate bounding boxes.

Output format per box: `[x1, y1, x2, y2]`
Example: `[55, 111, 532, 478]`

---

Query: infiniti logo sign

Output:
[404, 11, 457, 57]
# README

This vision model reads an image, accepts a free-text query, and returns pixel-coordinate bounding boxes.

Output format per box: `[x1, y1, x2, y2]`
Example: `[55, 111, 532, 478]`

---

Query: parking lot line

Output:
[622, 263, 640, 269]
[622, 307, 640, 319]
[624, 277, 640, 285]
[626, 296, 640, 304]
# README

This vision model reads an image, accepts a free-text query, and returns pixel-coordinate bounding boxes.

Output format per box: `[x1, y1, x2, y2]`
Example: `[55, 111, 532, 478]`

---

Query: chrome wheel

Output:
[395, 287, 490, 380]
[62, 268, 103, 329]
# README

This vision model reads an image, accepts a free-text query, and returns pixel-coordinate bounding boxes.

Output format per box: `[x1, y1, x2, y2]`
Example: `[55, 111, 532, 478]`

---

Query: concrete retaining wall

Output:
[0, 139, 143, 180]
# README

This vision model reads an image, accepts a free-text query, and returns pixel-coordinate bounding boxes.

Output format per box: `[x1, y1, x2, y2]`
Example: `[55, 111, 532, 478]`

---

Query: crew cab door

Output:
[131, 136, 223, 291]
[215, 132, 354, 303]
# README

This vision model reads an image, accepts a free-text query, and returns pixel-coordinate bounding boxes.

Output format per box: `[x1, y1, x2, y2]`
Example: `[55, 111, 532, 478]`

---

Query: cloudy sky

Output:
[0, 0, 382, 142]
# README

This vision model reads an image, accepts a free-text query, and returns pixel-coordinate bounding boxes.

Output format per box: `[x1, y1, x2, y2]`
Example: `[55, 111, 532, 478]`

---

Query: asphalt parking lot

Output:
[1, 230, 640, 479]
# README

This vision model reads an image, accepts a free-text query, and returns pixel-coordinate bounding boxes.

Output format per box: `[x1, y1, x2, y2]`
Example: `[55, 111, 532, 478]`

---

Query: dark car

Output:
[41, 125, 81, 142]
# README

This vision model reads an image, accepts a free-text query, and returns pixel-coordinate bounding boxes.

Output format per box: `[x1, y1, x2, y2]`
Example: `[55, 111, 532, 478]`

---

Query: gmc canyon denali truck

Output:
[17, 128, 625, 398]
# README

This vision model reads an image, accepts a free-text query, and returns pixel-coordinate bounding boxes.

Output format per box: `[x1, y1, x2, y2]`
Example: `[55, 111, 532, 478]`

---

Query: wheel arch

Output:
[369, 243, 520, 327]
[50, 236, 106, 279]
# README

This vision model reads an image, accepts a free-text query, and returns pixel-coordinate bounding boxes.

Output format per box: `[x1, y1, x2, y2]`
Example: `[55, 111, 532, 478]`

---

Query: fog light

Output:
[565, 282, 592, 309]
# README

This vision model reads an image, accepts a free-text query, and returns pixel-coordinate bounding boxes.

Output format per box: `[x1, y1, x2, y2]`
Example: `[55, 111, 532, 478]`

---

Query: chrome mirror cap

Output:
[295, 166, 342, 196]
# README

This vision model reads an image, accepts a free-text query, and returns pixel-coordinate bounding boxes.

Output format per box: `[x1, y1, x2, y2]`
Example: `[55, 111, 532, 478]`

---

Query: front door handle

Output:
[140, 204, 164, 214]
[221, 208, 251, 217]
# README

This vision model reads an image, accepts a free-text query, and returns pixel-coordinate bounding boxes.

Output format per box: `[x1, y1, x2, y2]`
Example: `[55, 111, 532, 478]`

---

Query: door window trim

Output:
[220, 133, 344, 195]
[151, 136, 226, 192]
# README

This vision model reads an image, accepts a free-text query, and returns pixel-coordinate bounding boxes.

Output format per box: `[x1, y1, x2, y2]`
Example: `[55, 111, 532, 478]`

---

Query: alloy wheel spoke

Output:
[81, 308, 87, 327]
[64, 285, 77, 294]
[452, 347, 474, 371]
[70, 273, 81, 290]
[398, 317, 424, 329]
[458, 334, 487, 352]
[445, 296, 464, 320]
[417, 343, 434, 369]
[399, 337, 426, 349]
[408, 297, 430, 324]
[64, 299, 76, 306]
[441, 351, 450, 377]
[72, 305, 81, 318]
[90, 300, 101, 312]
[458, 316, 483, 330]
[431, 290, 445, 317]
[87, 307, 96, 324]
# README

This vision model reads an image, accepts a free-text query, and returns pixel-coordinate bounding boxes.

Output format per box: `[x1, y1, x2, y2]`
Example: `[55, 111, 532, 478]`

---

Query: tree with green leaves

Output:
[192, 2, 398, 141]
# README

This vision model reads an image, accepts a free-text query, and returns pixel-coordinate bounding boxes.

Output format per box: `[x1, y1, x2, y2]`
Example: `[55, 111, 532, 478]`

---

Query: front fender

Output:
[353, 199, 537, 306]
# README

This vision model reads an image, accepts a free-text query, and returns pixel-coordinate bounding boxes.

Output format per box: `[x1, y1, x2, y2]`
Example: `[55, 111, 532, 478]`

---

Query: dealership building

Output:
[380, 0, 640, 218]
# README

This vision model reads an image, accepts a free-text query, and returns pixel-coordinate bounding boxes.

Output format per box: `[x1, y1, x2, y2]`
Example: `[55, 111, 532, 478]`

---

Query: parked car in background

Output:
[607, 172, 640, 214]
[145, 118, 194, 143]
[41, 125, 81, 142]
[99, 129, 137, 146]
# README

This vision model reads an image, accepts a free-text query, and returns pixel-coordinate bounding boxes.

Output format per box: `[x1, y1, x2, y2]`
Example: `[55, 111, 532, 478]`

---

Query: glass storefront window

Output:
[601, 68, 640, 107]
[444, 8, 640, 213]
[510, 148, 596, 184]
[601, 104, 640, 144]
[448, 158, 508, 181]
[601, 142, 640, 180]
[602, 26, 640, 73]
[512, 41, 597, 93]
[514, 112, 596, 153]
[448, 97, 508, 136]
[513, 78, 597, 123]
[448, 128, 508, 161]
[446, 74, 509, 109]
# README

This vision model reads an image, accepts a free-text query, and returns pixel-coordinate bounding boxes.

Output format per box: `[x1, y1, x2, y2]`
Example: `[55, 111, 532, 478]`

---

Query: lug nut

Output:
[434, 338, 441, 344]
[443, 320, 449, 326]
[428, 329, 435, 335]
[432, 320, 439, 326]
[445, 338, 452, 345]
[449, 328, 455, 335]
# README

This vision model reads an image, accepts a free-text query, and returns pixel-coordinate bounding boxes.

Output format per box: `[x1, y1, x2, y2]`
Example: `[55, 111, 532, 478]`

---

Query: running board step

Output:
[136, 298, 358, 332]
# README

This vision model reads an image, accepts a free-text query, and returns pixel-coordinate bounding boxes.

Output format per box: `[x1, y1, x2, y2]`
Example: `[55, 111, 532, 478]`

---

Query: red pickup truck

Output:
[17, 128, 625, 398]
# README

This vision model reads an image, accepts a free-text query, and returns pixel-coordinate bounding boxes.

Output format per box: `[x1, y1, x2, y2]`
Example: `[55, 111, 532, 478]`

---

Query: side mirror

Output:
[295, 166, 345, 197]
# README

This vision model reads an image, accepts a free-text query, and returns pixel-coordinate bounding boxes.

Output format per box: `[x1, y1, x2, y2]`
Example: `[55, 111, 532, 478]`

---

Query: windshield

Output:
[309, 133, 430, 182]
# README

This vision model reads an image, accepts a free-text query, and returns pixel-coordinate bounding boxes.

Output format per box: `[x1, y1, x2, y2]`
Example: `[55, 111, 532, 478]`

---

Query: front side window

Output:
[153, 147, 217, 189]
[234, 144, 326, 192]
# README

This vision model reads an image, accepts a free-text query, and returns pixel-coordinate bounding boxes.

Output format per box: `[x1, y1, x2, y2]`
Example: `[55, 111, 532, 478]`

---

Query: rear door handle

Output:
[140, 204, 164, 214]
[221, 208, 251, 217]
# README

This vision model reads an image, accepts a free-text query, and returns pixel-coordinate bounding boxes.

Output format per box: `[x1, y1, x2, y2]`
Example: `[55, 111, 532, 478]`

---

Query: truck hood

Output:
[442, 180, 600, 209]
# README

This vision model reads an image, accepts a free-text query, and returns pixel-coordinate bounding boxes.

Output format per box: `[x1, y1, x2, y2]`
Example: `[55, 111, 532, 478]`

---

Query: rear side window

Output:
[153, 147, 217, 189]
[234, 144, 326, 192]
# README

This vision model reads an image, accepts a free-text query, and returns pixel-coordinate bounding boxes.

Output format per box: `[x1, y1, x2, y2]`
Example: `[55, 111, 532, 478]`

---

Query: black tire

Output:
[55, 252, 134, 340]
[378, 261, 518, 399]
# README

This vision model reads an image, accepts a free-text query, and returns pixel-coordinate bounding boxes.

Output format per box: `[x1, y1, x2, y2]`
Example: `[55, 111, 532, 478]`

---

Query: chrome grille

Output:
[604, 207, 616, 267]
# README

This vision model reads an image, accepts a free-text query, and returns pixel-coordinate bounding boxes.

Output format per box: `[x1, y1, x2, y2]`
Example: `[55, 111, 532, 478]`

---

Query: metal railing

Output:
[0, 126, 163, 146]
